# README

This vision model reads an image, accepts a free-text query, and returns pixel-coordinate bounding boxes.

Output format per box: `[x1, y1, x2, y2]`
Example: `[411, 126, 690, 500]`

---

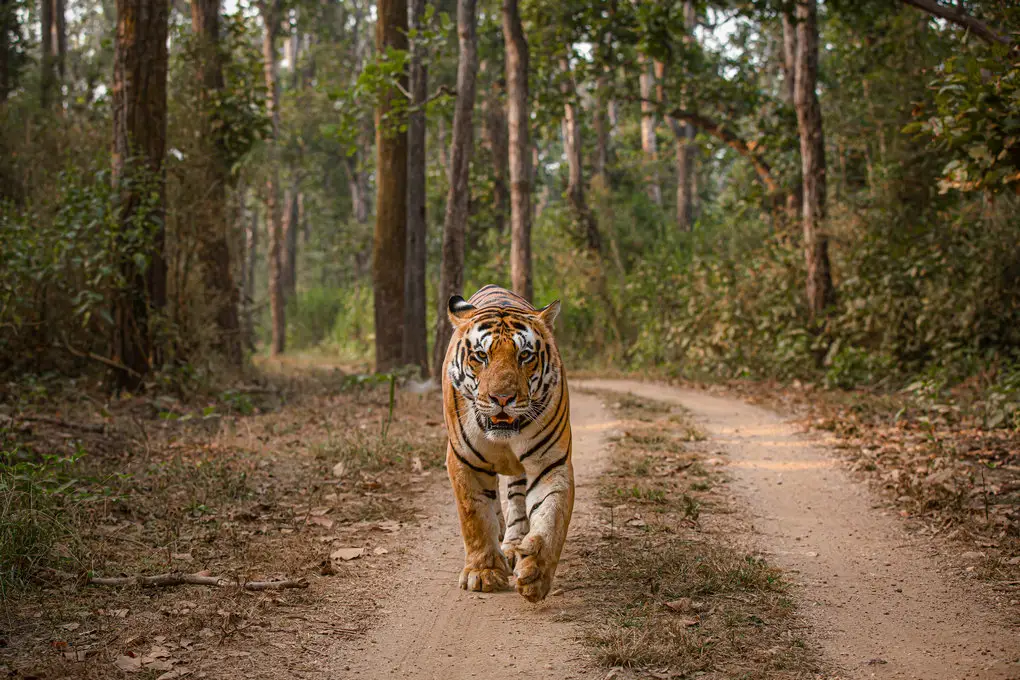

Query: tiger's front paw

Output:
[459, 552, 510, 593]
[512, 535, 555, 602]
[501, 541, 523, 568]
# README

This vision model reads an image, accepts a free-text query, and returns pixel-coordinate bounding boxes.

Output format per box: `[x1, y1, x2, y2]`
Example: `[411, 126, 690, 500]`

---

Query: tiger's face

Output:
[446, 296, 561, 441]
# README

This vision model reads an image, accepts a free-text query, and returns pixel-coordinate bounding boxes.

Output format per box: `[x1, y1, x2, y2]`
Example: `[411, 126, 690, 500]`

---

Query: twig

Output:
[89, 572, 310, 590]
[59, 336, 143, 379]
[3, 414, 107, 434]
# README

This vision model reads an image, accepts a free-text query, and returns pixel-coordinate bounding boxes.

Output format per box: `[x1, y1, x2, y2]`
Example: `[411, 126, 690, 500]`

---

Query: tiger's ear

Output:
[447, 295, 477, 327]
[537, 300, 561, 329]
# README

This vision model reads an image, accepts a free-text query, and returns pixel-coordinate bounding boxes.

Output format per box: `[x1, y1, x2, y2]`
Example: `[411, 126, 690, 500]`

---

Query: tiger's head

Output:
[446, 295, 562, 441]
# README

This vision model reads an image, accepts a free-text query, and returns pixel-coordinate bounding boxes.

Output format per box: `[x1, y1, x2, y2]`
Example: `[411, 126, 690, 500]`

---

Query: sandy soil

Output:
[316, 389, 617, 679]
[579, 379, 1020, 680]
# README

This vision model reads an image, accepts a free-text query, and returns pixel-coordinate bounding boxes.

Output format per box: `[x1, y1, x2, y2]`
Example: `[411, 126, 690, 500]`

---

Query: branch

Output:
[1, 414, 106, 434]
[668, 109, 779, 194]
[901, 0, 1011, 46]
[59, 336, 143, 379]
[89, 571, 310, 591]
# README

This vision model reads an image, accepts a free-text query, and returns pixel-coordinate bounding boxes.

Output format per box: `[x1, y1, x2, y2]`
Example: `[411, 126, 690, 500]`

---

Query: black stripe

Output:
[508, 516, 527, 528]
[528, 489, 562, 518]
[482, 489, 497, 499]
[452, 392, 489, 465]
[519, 388, 567, 462]
[508, 491, 525, 499]
[452, 449, 496, 476]
[527, 453, 569, 495]
[508, 479, 526, 488]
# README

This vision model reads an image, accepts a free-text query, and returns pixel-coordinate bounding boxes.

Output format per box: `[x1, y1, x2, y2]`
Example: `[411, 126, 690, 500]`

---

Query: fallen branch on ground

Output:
[89, 572, 310, 591]
[1, 414, 107, 434]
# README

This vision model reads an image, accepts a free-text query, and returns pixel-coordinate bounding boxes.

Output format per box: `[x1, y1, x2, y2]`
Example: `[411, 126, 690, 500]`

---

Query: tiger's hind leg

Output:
[500, 473, 529, 567]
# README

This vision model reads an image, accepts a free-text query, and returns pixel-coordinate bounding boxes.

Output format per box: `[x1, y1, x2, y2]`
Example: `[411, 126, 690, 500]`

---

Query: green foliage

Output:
[0, 441, 95, 592]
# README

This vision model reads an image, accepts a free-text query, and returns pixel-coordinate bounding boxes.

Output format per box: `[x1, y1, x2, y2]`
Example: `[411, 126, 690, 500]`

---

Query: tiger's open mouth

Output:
[485, 413, 520, 437]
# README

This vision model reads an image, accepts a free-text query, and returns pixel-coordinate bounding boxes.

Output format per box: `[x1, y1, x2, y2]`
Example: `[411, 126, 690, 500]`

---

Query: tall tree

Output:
[282, 186, 299, 298]
[403, 0, 429, 374]
[561, 55, 600, 254]
[638, 54, 661, 205]
[503, 0, 532, 301]
[40, 0, 54, 106]
[432, 0, 478, 375]
[241, 190, 259, 351]
[111, 0, 169, 386]
[373, 0, 409, 372]
[192, 0, 241, 364]
[480, 61, 509, 233]
[781, 8, 802, 222]
[0, 0, 12, 103]
[793, 0, 834, 318]
[259, 0, 286, 355]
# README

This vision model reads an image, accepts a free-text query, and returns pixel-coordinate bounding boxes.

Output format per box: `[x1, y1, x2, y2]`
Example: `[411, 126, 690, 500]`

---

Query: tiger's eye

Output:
[472, 351, 488, 363]
[519, 350, 534, 363]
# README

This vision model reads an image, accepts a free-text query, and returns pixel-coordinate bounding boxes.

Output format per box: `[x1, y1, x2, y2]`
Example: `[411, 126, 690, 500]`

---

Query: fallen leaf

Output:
[330, 547, 365, 561]
[146, 660, 174, 672]
[331, 461, 346, 478]
[309, 516, 334, 529]
[60, 622, 80, 631]
[171, 553, 193, 562]
[626, 518, 646, 527]
[373, 547, 389, 555]
[376, 520, 401, 533]
[64, 650, 87, 661]
[157, 670, 192, 680]
[665, 598, 692, 613]
[115, 655, 143, 672]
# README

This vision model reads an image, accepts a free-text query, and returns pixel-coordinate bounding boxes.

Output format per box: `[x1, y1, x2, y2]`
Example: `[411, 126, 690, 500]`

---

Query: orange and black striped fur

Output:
[441, 284, 573, 602]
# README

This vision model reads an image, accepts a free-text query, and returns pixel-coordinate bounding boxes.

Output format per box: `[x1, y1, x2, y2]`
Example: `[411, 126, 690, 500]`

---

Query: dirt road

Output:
[320, 390, 615, 679]
[581, 379, 1019, 680]
[323, 380, 1018, 680]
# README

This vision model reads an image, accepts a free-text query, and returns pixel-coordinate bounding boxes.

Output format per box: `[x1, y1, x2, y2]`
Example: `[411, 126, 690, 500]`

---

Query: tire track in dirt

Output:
[318, 389, 616, 680]
[578, 379, 1020, 680]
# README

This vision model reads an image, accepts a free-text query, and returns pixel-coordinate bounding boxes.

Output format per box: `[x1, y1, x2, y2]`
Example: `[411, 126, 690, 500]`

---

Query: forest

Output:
[1, 0, 1019, 677]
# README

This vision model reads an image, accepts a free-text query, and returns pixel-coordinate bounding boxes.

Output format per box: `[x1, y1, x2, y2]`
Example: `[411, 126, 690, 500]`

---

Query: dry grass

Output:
[0, 363, 445, 678]
[567, 390, 822, 679]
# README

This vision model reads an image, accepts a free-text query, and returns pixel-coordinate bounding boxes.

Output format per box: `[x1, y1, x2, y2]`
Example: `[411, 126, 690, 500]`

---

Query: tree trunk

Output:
[243, 191, 258, 351]
[480, 60, 509, 234]
[793, 0, 834, 319]
[282, 183, 299, 299]
[593, 67, 610, 188]
[560, 55, 599, 254]
[0, 0, 11, 103]
[638, 54, 660, 205]
[373, 0, 409, 372]
[654, 59, 696, 233]
[782, 9, 802, 224]
[432, 0, 477, 376]
[111, 0, 169, 387]
[261, 0, 285, 355]
[403, 0, 428, 375]
[192, 0, 241, 365]
[345, 155, 369, 223]
[503, 0, 531, 301]
[40, 0, 54, 106]
[54, 0, 65, 79]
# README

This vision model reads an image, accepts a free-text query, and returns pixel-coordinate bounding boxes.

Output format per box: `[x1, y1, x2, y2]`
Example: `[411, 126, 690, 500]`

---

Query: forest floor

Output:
[1, 366, 1018, 679]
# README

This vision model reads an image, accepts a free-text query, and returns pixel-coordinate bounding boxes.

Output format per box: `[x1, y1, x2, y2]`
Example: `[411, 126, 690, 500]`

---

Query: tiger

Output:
[441, 284, 574, 603]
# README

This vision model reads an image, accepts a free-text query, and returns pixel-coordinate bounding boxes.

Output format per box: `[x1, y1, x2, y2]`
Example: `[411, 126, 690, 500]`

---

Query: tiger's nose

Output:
[490, 393, 516, 408]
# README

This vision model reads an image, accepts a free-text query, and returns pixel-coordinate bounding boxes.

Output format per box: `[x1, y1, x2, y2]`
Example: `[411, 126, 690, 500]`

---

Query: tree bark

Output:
[111, 0, 169, 387]
[192, 0, 241, 365]
[0, 0, 11, 103]
[432, 0, 477, 376]
[373, 0, 409, 372]
[40, 0, 55, 106]
[781, 9, 802, 223]
[593, 67, 610, 188]
[793, 0, 834, 319]
[403, 0, 429, 375]
[242, 191, 258, 351]
[260, 0, 285, 355]
[638, 54, 660, 205]
[282, 183, 299, 299]
[480, 60, 509, 234]
[503, 0, 531, 301]
[560, 55, 599, 254]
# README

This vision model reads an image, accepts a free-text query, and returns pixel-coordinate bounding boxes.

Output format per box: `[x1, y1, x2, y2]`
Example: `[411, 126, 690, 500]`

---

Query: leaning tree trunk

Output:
[403, 0, 429, 375]
[192, 0, 241, 365]
[503, 0, 531, 301]
[373, 0, 409, 372]
[793, 0, 834, 319]
[111, 0, 169, 387]
[261, 0, 285, 355]
[432, 0, 477, 376]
